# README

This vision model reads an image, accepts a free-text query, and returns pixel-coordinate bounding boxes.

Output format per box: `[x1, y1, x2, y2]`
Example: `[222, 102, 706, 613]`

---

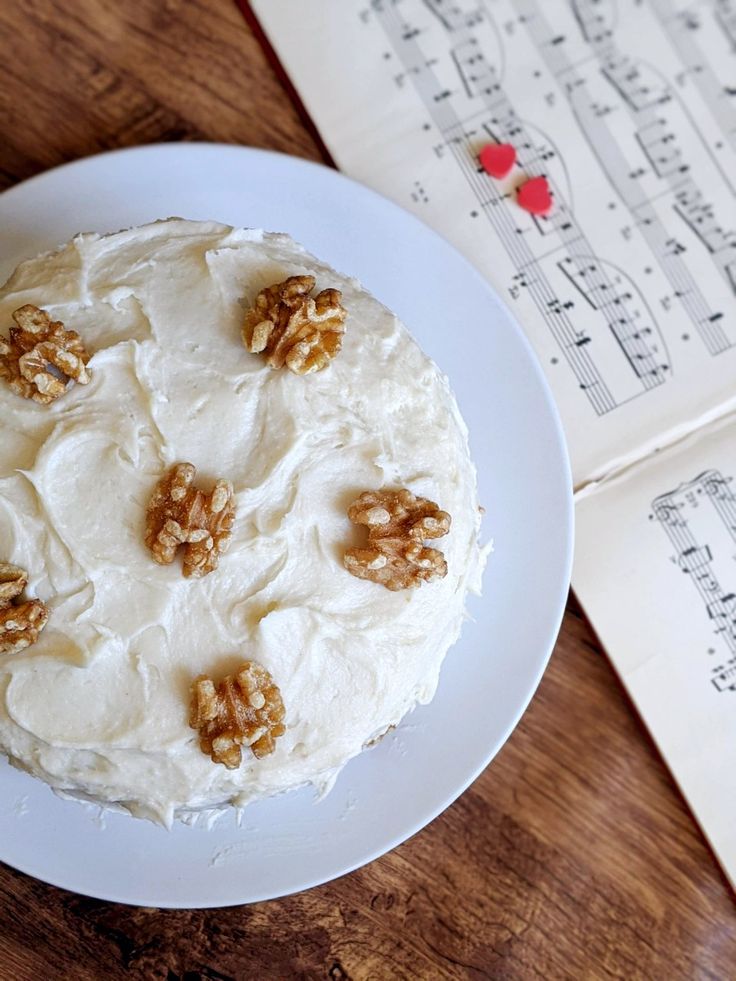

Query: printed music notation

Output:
[519, 0, 736, 356]
[253, 0, 736, 486]
[649, 0, 736, 156]
[652, 469, 736, 693]
[372, 0, 672, 415]
[571, 416, 736, 887]
[715, 0, 736, 53]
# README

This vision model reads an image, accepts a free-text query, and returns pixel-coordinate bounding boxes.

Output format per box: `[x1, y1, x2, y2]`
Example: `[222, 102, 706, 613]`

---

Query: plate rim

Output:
[0, 142, 574, 907]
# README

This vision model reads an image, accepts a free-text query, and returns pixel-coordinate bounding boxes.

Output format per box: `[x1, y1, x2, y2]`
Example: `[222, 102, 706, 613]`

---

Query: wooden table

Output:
[1, 2, 734, 977]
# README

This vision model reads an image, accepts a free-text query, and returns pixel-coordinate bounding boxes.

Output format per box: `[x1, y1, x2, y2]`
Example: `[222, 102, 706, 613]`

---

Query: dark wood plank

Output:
[0, 0, 321, 191]
[0, 1, 734, 978]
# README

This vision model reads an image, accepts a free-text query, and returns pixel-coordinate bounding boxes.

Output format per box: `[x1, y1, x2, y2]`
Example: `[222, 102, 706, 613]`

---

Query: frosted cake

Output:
[0, 219, 484, 825]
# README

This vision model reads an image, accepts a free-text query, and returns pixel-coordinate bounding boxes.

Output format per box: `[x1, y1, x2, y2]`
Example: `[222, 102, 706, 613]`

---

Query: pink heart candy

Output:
[517, 176, 553, 216]
[479, 143, 517, 179]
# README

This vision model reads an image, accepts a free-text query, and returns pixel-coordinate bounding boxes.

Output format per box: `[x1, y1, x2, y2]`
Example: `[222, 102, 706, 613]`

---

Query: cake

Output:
[0, 219, 485, 825]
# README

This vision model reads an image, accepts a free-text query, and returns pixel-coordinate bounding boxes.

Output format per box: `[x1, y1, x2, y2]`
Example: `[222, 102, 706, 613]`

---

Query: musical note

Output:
[570, 0, 614, 44]
[649, 0, 736, 158]
[516, 0, 736, 355]
[679, 544, 712, 573]
[674, 186, 736, 258]
[636, 120, 687, 179]
[257, 0, 736, 465]
[557, 256, 669, 384]
[714, 0, 736, 50]
[653, 470, 736, 690]
[373, 0, 675, 413]
[602, 53, 670, 112]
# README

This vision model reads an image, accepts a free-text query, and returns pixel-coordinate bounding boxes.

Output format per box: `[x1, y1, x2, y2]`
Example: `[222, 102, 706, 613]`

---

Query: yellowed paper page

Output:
[575, 415, 736, 886]
[252, 0, 736, 488]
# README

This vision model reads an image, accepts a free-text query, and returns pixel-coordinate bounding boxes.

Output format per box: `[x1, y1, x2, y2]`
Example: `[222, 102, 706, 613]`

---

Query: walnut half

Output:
[242, 275, 346, 375]
[0, 305, 91, 404]
[190, 661, 286, 768]
[0, 562, 49, 655]
[344, 489, 451, 591]
[144, 463, 235, 578]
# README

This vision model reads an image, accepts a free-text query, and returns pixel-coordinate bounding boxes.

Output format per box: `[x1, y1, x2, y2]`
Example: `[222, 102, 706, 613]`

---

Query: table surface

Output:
[0, 1, 734, 978]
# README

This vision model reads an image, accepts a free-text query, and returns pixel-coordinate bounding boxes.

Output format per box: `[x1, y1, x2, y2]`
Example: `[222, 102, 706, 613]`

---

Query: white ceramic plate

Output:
[0, 144, 572, 907]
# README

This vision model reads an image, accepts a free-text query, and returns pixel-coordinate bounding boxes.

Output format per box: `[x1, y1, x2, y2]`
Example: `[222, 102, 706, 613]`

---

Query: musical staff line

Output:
[653, 470, 736, 692]
[714, 0, 736, 50]
[371, 0, 671, 413]
[650, 0, 736, 155]
[515, 0, 736, 355]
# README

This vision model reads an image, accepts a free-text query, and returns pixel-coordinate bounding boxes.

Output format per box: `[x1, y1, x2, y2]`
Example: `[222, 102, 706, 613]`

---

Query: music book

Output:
[250, 0, 736, 887]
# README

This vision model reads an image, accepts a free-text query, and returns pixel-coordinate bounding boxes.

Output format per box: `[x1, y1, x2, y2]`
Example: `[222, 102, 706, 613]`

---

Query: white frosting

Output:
[0, 219, 484, 825]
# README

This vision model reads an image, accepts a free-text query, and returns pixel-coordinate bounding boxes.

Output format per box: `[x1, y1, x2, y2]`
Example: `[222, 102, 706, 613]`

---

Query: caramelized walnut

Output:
[144, 463, 235, 578]
[190, 660, 286, 768]
[242, 275, 346, 375]
[0, 562, 49, 655]
[344, 489, 451, 591]
[0, 305, 91, 404]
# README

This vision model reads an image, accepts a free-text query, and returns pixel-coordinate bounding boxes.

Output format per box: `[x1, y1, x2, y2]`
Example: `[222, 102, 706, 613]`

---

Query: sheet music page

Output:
[252, 0, 736, 488]
[574, 415, 736, 887]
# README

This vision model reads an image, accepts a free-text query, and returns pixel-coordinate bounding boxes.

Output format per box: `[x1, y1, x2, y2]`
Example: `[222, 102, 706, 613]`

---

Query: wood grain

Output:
[0, 1, 734, 977]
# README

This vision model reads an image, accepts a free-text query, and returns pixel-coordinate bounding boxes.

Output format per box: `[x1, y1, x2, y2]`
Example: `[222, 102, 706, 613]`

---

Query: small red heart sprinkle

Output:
[479, 143, 516, 179]
[517, 176, 553, 216]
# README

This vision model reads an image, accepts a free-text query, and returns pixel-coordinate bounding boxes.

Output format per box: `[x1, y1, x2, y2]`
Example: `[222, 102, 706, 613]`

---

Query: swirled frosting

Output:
[0, 219, 484, 825]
